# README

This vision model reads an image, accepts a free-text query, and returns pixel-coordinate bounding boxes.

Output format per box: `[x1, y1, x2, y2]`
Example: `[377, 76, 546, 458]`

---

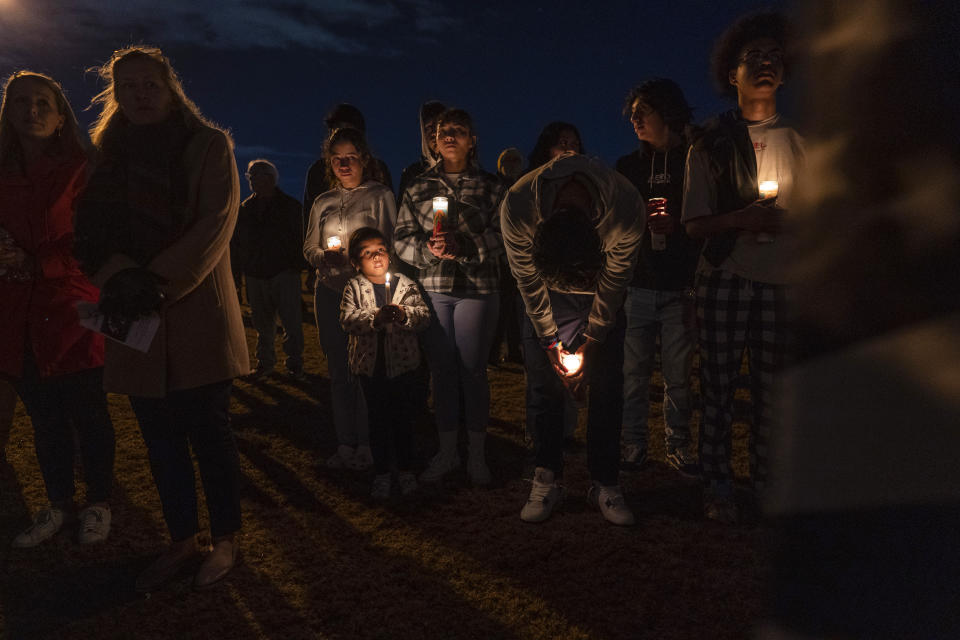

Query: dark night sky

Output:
[1, 0, 789, 200]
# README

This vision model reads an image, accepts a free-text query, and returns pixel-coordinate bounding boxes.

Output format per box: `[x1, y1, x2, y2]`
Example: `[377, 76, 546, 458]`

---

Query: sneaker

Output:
[520, 467, 565, 523]
[588, 483, 636, 526]
[351, 445, 374, 471]
[622, 443, 647, 468]
[78, 505, 111, 544]
[326, 445, 356, 469]
[397, 472, 418, 496]
[665, 445, 700, 479]
[704, 496, 738, 524]
[12, 508, 65, 548]
[419, 451, 461, 483]
[370, 473, 392, 500]
[194, 538, 239, 590]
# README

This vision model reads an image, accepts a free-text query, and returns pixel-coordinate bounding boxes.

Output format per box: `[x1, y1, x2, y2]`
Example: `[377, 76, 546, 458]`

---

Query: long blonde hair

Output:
[0, 71, 87, 173]
[88, 46, 228, 151]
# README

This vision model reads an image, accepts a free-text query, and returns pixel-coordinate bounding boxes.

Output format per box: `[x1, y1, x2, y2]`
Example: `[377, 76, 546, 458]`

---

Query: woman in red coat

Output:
[0, 71, 115, 548]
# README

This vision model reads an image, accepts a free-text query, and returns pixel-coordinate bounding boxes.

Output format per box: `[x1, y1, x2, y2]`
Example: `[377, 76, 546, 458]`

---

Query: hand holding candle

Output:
[646, 197, 670, 250]
[561, 351, 583, 376]
[756, 181, 779, 243]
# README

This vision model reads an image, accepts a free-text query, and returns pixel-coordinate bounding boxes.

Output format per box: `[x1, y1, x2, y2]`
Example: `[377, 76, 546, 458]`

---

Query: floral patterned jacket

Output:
[339, 272, 430, 378]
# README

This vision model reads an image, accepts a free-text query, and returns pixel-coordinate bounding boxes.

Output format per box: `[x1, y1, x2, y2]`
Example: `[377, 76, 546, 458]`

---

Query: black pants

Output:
[359, 369, 420, 475]
[14, 352, 114, 506]
[130, 379, 241, 542]
[521, 292, 625, 486]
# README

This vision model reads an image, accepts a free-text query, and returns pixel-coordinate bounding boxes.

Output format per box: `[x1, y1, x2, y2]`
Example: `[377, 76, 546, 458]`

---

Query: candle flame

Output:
[326, 236, 342, 250]
[759, 180, 779, 198]
[561, 353, 582, 375]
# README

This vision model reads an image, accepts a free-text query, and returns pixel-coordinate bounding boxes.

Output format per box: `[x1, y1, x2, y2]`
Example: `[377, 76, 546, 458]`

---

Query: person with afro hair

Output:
[681, 11, 804, 524]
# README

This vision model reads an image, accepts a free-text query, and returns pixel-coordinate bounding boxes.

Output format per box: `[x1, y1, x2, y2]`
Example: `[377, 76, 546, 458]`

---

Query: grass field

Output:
[0, 295, 768, 640]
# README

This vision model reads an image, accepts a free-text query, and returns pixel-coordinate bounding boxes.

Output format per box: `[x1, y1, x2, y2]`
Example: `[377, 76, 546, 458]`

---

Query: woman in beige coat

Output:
[74, 46, 248, 593]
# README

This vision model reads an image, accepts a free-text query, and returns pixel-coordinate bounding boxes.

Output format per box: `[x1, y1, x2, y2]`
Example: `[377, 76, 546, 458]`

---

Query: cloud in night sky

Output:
[0, 0, 457, 67]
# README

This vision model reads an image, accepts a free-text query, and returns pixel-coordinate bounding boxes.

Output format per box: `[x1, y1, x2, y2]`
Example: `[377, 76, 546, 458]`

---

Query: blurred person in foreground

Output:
[236, 158, 305, 380]
[682, 11, 804, 524]
[0, 71, 115, 548]
[615, 79, 701, 476]
[75, 46, 247, 592]
[502, 151, 644, 526]
[761, 2, 960, 638]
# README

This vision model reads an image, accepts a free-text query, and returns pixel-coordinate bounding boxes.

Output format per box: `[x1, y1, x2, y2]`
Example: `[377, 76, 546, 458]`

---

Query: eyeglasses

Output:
[738, 49, 784, 66]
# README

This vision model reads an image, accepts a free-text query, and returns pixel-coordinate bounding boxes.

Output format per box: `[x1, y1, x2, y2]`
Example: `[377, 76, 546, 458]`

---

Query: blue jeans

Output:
[315, 284, 368, 447]
[246, 269, 304, 371]
[621, 287, 696, 451]
[522, 291, 625, 486]
[131, 380, 241, 542]
[421, 291, 499, 433]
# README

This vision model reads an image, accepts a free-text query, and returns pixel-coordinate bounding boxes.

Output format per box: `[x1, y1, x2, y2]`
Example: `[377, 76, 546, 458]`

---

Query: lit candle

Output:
[432, 196, 449, 235]
[561, 352, 583, 376]
[758, 180, 779, 199]
[326, 235, 342, 250]
[757, 181, 780, 243]
[384, 272, 391, 305]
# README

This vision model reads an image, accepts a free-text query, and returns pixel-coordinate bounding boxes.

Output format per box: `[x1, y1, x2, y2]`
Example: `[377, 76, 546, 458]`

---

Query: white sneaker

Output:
[419, 451, 460, 483]
[520, 467, 565, 523]
[397, 472, 418, 497]
[326, 445, 356, 469]
[12, 508, 65, 548]
[352, 445, 374, 471]
[370, 473, 391, 500]
[78, 505, 111, 544]
[588, 482, 636, 526]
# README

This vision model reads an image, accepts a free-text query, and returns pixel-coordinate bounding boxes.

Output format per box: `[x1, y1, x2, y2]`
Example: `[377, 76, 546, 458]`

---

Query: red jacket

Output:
[0, 151, 104, 379]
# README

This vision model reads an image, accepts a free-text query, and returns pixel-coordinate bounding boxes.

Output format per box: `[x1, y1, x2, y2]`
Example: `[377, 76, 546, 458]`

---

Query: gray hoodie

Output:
[500, 154, 644, 342]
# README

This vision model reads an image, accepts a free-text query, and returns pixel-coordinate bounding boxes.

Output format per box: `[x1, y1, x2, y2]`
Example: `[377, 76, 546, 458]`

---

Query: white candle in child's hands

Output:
[384, 272, 391, 306]
[326, 236, 342, 250]
[561, 352, 583, 376]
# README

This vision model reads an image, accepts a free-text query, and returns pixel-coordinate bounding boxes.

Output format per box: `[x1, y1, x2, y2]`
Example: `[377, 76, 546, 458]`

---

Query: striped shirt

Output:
[394, 162, 506, 295]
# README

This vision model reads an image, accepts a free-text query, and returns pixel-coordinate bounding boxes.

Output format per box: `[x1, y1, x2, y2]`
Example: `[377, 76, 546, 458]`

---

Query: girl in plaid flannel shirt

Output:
[393, 108, 506, 486]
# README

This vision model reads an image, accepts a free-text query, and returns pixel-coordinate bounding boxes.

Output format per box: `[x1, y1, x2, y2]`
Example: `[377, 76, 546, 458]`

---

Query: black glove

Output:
[99, 268, 166, 320]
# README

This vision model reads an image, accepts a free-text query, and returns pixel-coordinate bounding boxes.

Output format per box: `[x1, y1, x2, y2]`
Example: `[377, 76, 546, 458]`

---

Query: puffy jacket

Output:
[0, 151, 104, 379]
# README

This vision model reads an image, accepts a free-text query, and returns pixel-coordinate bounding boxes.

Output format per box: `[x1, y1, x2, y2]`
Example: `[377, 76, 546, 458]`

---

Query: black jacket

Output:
[689, 109, 761, 267]
[234, 188, 304, 278]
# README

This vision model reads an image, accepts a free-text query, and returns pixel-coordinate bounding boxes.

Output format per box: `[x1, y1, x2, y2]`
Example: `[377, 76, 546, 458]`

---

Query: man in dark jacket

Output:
[237, 159, 306, 379]
[616, 78, 701, 476]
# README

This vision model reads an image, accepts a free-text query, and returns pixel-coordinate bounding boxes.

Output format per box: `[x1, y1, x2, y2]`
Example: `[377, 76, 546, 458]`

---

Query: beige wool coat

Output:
[91, 126, 250, 397]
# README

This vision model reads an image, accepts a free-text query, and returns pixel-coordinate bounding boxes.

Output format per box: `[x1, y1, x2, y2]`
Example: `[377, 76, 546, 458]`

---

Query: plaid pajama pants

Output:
[696, 268, 791, 495]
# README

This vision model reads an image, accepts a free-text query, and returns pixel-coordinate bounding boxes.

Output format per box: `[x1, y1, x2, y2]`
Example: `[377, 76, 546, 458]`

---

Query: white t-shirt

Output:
[683, 113, 805, 284]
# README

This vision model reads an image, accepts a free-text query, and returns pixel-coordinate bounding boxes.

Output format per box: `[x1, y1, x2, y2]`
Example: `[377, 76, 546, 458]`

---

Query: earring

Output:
[56, 125, 63, 138]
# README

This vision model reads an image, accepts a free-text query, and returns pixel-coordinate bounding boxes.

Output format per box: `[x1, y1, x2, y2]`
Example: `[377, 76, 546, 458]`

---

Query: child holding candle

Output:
[340, 227, 430, 499]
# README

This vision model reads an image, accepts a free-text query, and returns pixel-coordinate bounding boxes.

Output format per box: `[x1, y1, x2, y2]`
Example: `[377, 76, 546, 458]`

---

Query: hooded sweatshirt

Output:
[500, 153, 644, 343]
[396, 102, 444, 203]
